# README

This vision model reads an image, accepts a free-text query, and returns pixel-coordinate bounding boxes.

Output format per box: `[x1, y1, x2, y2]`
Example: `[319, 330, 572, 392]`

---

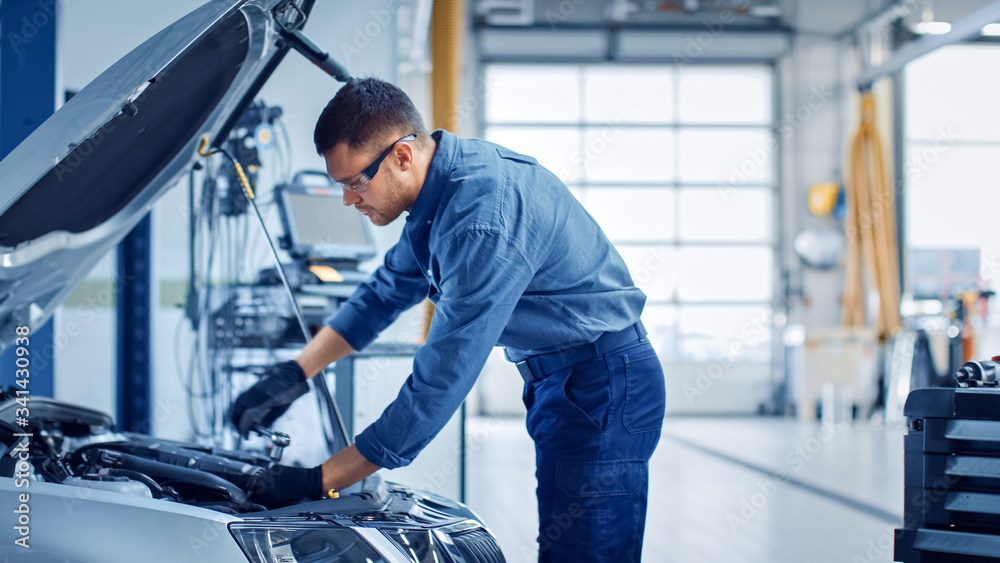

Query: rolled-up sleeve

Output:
[326, 235, 429, 351]
[355, 228, 533, 469]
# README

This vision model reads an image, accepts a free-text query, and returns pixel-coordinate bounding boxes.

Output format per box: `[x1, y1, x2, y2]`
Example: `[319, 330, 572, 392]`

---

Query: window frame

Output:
[479, 61, 782, 369]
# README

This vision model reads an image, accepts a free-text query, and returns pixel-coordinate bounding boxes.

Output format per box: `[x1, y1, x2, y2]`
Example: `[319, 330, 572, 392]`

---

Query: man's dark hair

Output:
[313, 77, 429, 156]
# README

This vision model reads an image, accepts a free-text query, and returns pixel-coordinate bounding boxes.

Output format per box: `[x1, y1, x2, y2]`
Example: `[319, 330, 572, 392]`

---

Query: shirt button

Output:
[426, 220, 432, 225]
[427, 269, 433, 276]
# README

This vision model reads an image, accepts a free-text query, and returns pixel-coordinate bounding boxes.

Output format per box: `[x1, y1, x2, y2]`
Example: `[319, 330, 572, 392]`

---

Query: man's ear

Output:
[394, 141, 415, 172]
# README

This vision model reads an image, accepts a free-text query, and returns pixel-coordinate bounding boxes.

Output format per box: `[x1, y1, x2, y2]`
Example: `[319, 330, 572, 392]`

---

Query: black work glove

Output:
[248, 464, 323, 509]
[230, 360, 309, 438]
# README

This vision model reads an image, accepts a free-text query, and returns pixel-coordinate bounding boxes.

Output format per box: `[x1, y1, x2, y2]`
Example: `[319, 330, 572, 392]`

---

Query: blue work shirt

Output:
[326, 130, 645, 469]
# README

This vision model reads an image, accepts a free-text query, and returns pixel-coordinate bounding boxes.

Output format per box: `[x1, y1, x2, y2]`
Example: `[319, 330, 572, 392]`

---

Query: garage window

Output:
[484, 64, 777, 364]
[904, 45, 1000, 299]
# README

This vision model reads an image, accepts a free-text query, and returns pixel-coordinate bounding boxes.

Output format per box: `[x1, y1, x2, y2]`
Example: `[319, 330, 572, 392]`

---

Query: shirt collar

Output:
[407, 129, 456, 225]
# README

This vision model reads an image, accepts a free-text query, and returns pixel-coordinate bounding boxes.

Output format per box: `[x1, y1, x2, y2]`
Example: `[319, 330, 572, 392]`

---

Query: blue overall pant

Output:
[518, 323, 666, 562]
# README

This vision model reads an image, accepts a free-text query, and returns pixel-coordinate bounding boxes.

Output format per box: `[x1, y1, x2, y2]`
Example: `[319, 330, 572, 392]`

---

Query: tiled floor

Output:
[465, 416, 906, 563]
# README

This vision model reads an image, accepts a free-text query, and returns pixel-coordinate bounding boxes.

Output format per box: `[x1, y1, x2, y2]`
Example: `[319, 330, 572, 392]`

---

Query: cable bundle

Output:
[842, 91, 901, 339]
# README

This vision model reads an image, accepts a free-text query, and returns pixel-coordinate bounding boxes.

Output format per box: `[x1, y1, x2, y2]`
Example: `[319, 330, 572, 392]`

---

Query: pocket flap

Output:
[555, 460, 646, 498]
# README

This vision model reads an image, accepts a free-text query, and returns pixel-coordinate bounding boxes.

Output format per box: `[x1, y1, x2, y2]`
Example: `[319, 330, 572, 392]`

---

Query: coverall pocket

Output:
[562, 360, 611, 433]
[548, 460, 647, 562]
[554, 460, 645, 498]
[622, 350, 666, 434]
[522, 381, 535, 410]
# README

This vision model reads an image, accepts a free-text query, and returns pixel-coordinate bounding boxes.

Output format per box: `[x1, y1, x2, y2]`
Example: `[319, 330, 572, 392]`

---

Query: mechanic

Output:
[231, 77, 666, 562]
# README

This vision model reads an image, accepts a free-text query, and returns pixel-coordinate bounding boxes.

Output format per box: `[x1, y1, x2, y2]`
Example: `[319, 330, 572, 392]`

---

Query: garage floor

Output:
[465, 416, 905, 563]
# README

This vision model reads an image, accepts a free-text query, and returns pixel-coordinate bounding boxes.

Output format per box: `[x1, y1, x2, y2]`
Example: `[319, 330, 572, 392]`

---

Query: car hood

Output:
[0, 0, 313, 349]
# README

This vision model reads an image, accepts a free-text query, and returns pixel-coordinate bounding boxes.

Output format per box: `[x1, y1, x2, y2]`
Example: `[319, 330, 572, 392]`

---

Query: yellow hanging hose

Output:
[422, 0, 465, 341]
[843, 92, 901, 338]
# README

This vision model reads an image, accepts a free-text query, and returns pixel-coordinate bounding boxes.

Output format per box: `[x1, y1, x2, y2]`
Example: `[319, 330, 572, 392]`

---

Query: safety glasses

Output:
[341, 133, 417, 194]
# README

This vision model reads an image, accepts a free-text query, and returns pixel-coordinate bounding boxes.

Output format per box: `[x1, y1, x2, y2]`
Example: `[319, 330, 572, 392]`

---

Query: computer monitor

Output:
[275, 174, 376, 264]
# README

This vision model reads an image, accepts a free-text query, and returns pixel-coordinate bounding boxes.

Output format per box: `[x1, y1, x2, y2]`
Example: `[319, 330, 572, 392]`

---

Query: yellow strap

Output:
[233, 162, 255, 200]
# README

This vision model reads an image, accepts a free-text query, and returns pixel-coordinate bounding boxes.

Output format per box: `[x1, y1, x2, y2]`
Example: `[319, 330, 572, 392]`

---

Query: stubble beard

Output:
[365, 173, 414, 226]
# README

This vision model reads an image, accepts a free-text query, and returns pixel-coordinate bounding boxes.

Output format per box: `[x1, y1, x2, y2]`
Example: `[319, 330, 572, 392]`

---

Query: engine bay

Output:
[0, 391, 472, 523]
[0, 392, 285, 513]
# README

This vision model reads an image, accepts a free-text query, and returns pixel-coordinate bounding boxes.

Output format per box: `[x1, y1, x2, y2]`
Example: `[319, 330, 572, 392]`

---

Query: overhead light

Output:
[912, 21, 952, 35]
[982, 23, 1000, 36]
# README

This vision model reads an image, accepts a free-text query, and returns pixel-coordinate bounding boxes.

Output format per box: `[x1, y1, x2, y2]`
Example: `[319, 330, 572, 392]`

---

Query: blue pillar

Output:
[116, 216, 152, 432]
[0, 0, 58, 396]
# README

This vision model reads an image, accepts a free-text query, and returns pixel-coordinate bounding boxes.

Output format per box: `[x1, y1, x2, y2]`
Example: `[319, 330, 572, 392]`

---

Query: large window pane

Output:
[677, 305, 772, 361]
[583, 127, 675, 182]
[905, 45, 1000, 142]
[904, 145, 1000, 250]
[904, 144, 1000, 288]
[584, 65, 674, 123]
[678, 66, 771, 124]
[642, 304, 677, 336]
[482, 62, 778, 398]
[906, 45, 1000, 296]
[565, 185, 584, 204]
[677, 128, 773, 184]
[485, 126, 582, 182]
[674, 336, 771, 362]
[485, 65, 580, 123]
[616, 245, 676, 301]
[584, 188, 675, 242]
[677, 246, 772, 301]
[642, 304, 678, 355]
[679, 188, 772, 242]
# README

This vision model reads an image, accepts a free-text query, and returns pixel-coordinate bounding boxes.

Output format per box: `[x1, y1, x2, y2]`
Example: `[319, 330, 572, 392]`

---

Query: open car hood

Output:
[0, 0, 314, 348]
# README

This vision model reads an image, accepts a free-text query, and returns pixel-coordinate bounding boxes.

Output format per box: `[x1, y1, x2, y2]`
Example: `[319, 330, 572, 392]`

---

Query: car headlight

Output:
[229, 522, 388, 563]
[381, 529, 451, 563]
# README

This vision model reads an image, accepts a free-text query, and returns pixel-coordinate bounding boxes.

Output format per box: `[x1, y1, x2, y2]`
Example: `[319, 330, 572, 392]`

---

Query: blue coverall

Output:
[327, 129, 666, 562]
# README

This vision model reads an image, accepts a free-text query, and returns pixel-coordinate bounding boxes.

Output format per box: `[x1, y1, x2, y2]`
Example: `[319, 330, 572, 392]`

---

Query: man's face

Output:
[324, 140, 414, 227]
